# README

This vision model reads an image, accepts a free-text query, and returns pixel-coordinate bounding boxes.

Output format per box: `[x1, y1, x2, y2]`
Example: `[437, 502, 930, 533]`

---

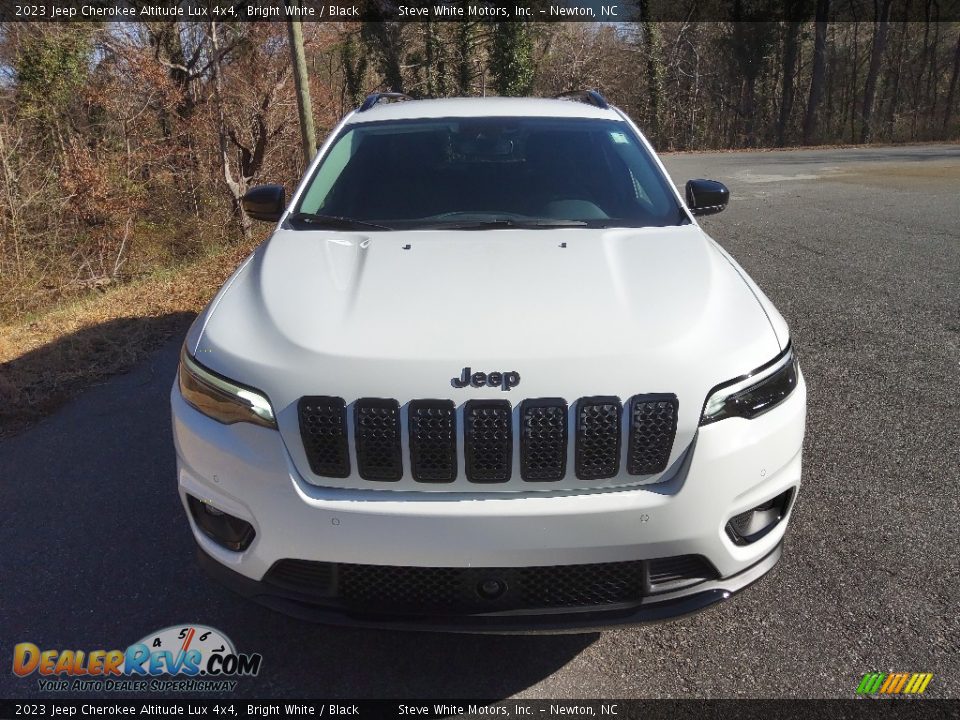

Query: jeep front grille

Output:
[408, 399, 457, 483]
[626, 394, 679, 476]
[296, 394, 679, 485]
[298, 396, 350, 478]
[575, 396, 622, 480]
[354, 398, 403, 481]
[519, 398, 568, 481]
[464, 400, 513, 482]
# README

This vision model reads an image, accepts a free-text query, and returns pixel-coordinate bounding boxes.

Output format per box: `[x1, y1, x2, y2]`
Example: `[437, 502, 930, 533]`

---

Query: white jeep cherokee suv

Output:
[172, 91, 806, 631]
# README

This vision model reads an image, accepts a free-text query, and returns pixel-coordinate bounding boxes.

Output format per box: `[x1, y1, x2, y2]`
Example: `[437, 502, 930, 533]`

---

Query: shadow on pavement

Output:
[0, 312, 196, 438]
[0, 324, 595, 699]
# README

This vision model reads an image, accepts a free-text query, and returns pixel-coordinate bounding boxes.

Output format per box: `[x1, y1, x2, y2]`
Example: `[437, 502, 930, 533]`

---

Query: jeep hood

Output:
[188, 225, 783, 490]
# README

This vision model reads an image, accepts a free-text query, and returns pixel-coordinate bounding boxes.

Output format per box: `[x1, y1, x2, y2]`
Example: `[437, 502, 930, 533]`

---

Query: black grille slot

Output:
[520, 399, 568, 481]
[575, 396, 622, 480]
[354, 399, 403, 481]
[464, 400, 513, 483]
[626, 394, 679, 475]
[298, 396, 350, 478]
[648, 555, 718, 592]
[408, 400, 457, 482]
[340, 564, 462, 610]
[264, 560, 335, 597]
[519, 561, 643, 607]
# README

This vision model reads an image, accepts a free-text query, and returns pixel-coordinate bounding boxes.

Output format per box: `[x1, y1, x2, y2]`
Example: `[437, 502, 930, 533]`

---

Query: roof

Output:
[344, 97, 622, 124]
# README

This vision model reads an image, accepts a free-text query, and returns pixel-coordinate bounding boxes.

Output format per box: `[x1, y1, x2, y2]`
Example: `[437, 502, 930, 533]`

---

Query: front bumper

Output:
[196, 541, 783, 633]
[172, 371, 805, 631]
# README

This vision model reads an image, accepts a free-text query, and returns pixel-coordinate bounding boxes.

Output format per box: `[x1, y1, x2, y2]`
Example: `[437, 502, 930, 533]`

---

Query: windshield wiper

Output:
[418, 218, 589, 230]
[285, 212, 393, 231]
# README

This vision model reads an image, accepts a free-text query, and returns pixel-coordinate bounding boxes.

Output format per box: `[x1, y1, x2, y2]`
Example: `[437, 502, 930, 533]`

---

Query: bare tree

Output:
[860, 0, 892, 143]
[803, 1, 830, 144]
[945, 29, 960, 133]
[362, 20, 406, 93]
[639, 14, 664, 143]
[210, 22, 291, 239]
[455, 19, 476, 95]
[777, 20, 802, 146]
[729, 16, 777, 146]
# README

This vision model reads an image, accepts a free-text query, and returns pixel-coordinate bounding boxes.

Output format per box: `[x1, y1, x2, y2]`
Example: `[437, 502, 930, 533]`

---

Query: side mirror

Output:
[241, 184, 285, 222]
[685, 179, 729, 216]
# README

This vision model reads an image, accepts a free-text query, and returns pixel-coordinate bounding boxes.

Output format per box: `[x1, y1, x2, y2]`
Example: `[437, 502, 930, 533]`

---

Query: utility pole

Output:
[286, 0, 317, 164]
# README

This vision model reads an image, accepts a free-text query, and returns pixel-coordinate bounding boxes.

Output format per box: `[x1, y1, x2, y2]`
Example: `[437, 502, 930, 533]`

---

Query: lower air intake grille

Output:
[575, 397, 622, 480]
[262, 554, 717, 615]
[263, 559, 335, 597]
[298, 396, 350, 478]
[520, 399, 568, 481]
[408, 400, 457, 482]
[354, 399, 403, 481]
[341, 565, 461, 609]
[626, 394, 679, 475]
[464, 400, 513, 483]
[519, 561, 643, 607]
[648, 554, 718, 591]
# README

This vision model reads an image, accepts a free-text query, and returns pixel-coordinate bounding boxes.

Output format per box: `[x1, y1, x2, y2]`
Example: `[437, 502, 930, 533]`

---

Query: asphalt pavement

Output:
[1, 144, 958, 699]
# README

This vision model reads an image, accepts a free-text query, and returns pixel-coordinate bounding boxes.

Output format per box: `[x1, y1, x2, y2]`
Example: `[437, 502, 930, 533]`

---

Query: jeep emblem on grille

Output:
[452, 367, 521, 391]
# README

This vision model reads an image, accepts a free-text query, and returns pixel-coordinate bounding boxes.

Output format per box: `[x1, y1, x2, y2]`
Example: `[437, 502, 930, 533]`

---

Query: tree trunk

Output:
[286, 3, 317, 165]
[803, 0, 830, 145]
[924, 16, 941, 130]
[777, 21, 802, 146]
[340, 32, 367, 109]
[455, 20, 473, 95]
[362, 22, 405, 93]
[849, 22, 860, 141]
[944, 29, 960, 133]
[209, 21, 251, 241]
[728, 16, 776, 147]
[422, 20, 442, 98]
[641, 19, 663, 143]
[742, 77, 758, 147]
[860, 0, 892, 143]
[883, 16, 907, 139]
[490, 23, 534, 97]
[0, 122, 24, 278]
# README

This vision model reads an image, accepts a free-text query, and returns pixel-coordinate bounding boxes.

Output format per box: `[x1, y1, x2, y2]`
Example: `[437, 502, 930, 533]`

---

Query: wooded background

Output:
[1, 19, 958, 322]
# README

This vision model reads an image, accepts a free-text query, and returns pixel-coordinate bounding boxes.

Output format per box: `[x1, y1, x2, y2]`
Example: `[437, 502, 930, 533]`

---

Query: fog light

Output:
[726, 489, 793, 546]
[187, 495, 255, 551]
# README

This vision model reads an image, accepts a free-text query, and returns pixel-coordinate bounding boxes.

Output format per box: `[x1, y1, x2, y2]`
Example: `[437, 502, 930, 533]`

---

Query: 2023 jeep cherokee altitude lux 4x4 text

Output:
[172, 92, 805, 632]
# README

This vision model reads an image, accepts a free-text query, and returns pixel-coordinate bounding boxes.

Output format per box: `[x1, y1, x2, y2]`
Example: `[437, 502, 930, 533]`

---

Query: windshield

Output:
[292, 117, 687, 230]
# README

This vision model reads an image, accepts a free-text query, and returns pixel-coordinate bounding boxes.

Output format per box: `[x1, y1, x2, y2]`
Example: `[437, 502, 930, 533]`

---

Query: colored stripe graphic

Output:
[857, 673, 886, 694]
[879, 673, 899, 693]
[889, 673, 910, 693]
[857, 672, 933, 695]
[913, 674, 933, 694]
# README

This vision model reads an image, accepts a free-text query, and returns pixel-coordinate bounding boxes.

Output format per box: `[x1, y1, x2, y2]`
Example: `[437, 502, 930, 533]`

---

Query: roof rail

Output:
[554, 90, 610, 110]
[358, 92, 415, 113]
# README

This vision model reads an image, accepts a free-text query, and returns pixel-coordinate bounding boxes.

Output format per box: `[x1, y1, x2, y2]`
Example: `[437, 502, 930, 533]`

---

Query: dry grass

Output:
[0, 238, 259, 437]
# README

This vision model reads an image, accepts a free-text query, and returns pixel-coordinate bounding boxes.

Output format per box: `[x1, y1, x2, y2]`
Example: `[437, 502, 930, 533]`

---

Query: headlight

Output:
[178, 347, 277, 429]
[700, 346, 798, 425]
